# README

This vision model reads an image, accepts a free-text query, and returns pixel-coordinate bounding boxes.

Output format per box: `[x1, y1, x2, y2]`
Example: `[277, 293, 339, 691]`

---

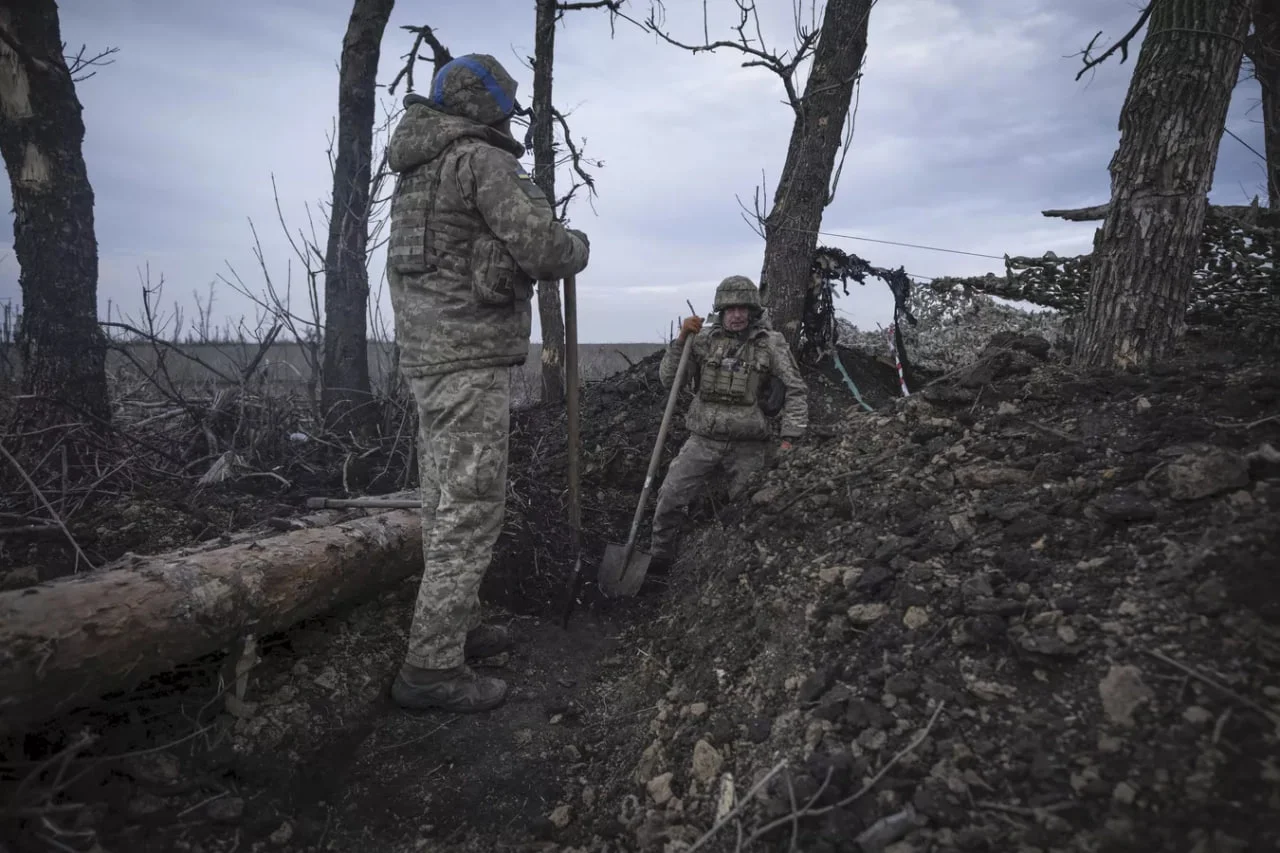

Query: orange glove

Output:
[680, 315, 704, 339]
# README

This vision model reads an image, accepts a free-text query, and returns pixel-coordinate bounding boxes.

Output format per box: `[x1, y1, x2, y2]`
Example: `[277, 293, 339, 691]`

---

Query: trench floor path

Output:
[69, 580, 650, 853]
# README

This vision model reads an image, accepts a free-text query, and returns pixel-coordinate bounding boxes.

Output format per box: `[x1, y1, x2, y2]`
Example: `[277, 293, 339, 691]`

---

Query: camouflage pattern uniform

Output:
[650, 276, 808, 563]
[387, 55, 589, 690]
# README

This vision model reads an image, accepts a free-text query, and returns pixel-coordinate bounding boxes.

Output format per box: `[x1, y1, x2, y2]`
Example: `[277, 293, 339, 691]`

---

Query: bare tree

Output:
[1073, 0, 1253, 368]
[1247, 0, 1280, 208]
[647, 0, 873, 348]
[321, 0, 395, 438]
[0, 1, 111, 428]
[528, 0, 621, 405]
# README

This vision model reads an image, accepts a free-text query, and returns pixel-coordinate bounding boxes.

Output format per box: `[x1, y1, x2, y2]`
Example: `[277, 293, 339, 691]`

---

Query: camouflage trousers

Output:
[650, 434, 770, 561]
[404, 367, 511, 671]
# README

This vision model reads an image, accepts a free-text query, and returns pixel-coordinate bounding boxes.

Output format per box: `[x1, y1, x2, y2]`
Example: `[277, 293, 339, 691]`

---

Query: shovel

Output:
[598, 313, 696, 597]
[559, 273, 585, 627]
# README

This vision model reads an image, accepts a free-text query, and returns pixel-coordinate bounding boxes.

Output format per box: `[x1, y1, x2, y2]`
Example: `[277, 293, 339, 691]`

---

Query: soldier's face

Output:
[723, 306, 750, 332]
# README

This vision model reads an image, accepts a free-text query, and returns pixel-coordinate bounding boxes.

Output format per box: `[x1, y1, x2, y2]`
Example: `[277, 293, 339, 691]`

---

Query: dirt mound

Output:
[7, 334, 1276, 853]
[484, 344, 903, 615]
[572, 333, 1280, 851]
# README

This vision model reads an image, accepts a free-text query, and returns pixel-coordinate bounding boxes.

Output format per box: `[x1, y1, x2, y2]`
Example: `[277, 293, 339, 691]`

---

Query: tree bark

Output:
[1249, 0, 1280, 209]
[0, 507, 422, 733]
[760, 0, 872, 348]
[321, 0, 394, 436]
[532, 0, 567, 406]
[0, 1, 109, 427]
[1073, 0, 1253, 369]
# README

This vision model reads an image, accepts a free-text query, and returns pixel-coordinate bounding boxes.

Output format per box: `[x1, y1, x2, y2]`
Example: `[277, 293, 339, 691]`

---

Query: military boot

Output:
[464, 624, 513, 659]
[391, 664, 508, 713]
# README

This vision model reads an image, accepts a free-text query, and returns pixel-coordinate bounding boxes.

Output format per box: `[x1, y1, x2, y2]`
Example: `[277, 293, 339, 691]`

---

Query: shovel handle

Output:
[560, 273, 583, 627]
[623, 330, 695, 543]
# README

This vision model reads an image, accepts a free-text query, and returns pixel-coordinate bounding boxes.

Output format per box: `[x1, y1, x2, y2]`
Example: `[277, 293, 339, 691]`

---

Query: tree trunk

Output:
[532, 0, 567, 406]
[760, 0, 872, 348]
[0, 507, 422, 733]
[0, 2, 109, 427]
[320, 0, 394, 436]
[1073, 0, 1252, 369]
[1250, 0, 1280, 209]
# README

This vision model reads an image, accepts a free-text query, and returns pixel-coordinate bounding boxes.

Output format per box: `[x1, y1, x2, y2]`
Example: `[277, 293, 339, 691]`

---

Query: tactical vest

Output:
[388, 141, 532, 306]
[699, 334, 771, 407]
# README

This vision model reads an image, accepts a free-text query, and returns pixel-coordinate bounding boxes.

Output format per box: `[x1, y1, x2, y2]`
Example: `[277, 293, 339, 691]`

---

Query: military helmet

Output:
[713, 275, 762, 312]
[429, 54, 518, 127]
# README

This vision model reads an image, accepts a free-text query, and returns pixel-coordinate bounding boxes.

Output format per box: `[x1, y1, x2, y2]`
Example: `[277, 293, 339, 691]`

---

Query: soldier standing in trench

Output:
[648, 276, 809, 574]
[385, 54, 590, 712]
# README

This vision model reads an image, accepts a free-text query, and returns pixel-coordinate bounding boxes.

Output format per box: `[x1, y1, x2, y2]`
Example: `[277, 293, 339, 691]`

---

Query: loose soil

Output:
[2, 336, 1277, 853]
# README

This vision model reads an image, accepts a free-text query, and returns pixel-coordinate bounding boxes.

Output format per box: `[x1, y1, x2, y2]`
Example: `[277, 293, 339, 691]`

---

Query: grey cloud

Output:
[0, 0, 1268, 344]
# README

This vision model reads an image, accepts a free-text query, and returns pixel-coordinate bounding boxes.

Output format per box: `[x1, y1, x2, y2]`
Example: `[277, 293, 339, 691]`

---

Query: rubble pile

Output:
[572, 332, 1280, 852]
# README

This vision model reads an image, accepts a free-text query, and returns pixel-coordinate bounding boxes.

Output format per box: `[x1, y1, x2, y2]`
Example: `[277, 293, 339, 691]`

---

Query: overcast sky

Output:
[0, 0, 1269, 343]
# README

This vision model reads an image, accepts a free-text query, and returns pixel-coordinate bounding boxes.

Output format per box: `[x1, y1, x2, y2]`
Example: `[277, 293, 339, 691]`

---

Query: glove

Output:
[680, 315, 704, 340]
[567, 228, 590, 250]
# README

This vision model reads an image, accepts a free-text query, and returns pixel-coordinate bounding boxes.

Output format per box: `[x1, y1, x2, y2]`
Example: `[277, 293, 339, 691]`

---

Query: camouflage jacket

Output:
[660, 315, 808, 441]
[387, 95, 589, 377]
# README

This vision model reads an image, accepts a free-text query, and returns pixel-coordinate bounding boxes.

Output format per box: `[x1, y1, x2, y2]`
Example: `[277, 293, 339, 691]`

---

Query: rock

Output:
[954, 465, 1032, 488]
[549, 804, 573, 829]
[752, 485, 785, 506]
[798, 669, 835, 705]
[207, 796, 245, 824]
[1099, 665, 1153, 727]
[902, 606, 930, 630]
[126, 791, 166, 818]
[1165, 449, 1250, 500]
[1112, 781, 1137, 805]
[1183, 706, 1215, 725]
[848, 603, 888, 625]
[269, 821, 293, 846]
[1192, 576, 1230, 615]
[885, 672, 921, 697]
[1094, 492, 1158, 522]
[122, 751, 182, 789]
[857, 564, 895, 593]
[646, 772, 674, 805]
[689, 702, 709, 718]
[692, 739, 724, 785]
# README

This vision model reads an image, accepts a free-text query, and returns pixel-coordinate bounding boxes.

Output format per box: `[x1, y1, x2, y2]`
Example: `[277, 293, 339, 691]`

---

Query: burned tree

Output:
[527, 0, 621, 404]
[320, 0, 395, 437]
[0, 1, 111, 427]
[1248, 0, 1280, 208]
[1072, 0, 1253, 368]
[648, 0, 873, 348]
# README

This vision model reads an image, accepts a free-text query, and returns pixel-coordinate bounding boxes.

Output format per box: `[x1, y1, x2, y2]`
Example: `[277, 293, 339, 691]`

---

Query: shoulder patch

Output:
[513, 164, 549, 203]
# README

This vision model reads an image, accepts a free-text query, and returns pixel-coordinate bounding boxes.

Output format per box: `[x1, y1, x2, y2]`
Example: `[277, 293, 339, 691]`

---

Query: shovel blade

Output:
[599, 543, 652, 598]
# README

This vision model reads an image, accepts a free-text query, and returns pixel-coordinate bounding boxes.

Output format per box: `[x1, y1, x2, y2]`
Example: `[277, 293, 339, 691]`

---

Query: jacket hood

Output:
[388, 94, 524, 174]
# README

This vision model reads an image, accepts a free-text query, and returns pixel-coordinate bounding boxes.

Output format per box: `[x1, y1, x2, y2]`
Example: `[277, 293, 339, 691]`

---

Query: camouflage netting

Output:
[954, 210, 1280, 325]
[838, 281, 1067, 375]
[827, 208, 1280, 374]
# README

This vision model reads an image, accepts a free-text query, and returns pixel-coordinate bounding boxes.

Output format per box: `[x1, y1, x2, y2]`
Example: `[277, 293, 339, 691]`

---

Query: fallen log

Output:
[0, 507, 423, 734]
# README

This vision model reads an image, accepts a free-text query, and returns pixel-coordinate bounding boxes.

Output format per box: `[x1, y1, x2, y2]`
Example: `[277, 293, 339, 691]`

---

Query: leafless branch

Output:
[62, 43, 119, 82]
[388, 24, 454, 95]
[1073, 3, 1154, 81]
[644, 0, 819, 112]
[744, 702, 947, 845]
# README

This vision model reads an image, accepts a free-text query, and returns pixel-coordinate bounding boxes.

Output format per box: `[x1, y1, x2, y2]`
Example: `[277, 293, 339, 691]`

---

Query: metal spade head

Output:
[599, 542, 652, 597]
